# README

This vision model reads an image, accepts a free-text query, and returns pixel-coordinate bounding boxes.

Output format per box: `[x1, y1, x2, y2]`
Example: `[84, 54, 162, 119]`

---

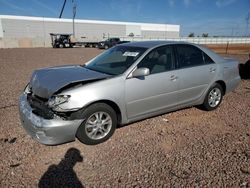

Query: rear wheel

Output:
[202, 83, 223, 111]
[76, 103, 117, 145]
[104, 45, 109, 49]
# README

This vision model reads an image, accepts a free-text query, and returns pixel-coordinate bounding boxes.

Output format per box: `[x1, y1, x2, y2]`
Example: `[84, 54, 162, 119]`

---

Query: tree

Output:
[202, 33, 209, 37]
[188, 32, 195, 37]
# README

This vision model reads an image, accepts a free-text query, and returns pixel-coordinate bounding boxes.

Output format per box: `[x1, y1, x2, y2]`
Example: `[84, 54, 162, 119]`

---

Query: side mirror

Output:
[132, 67, 150, 77]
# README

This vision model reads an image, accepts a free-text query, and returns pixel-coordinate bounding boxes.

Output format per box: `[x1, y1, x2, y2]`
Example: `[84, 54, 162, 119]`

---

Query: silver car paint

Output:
[125, 70, 178, 119]
[19, 41, 241, 145]
[60, 42, 239, 121]
[19, 94, 83, 145]
[30, 65, 111, 98]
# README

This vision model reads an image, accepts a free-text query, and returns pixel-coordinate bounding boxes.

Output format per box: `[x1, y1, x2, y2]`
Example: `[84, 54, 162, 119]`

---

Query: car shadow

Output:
[38, 147, 84, 188]
[239, 58, 250, 80]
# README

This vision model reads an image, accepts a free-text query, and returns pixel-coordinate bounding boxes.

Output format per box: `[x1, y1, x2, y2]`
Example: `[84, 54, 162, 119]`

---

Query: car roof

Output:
[119, 40, 190, 48]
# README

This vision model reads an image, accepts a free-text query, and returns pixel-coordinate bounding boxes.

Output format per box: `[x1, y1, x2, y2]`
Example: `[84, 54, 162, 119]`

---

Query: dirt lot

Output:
[0, 47, 249, 187]
[206, 44, 250, 54]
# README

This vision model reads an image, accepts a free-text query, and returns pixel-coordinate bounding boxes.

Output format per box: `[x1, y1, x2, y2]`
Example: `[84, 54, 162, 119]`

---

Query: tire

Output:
[59, 43, 64, 48]
[104, 45, 109, 50]
[202, 83, 223, 111]
[76, 103, 117, 145]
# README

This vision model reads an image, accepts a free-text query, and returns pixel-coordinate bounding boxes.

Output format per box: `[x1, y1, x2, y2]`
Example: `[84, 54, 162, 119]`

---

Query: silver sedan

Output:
[19, 41, 240, 145]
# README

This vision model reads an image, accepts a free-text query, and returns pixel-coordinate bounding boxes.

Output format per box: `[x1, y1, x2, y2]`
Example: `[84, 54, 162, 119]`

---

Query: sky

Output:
[0, 0, 249, 37]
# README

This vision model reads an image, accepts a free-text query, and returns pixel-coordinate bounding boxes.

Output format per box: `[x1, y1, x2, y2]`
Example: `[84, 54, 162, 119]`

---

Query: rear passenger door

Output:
[174, 44, 217, 104]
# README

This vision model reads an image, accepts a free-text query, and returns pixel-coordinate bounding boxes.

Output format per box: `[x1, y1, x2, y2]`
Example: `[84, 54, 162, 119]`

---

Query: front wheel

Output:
[202, 83, 223, 111]
[76, 103, 117, 145]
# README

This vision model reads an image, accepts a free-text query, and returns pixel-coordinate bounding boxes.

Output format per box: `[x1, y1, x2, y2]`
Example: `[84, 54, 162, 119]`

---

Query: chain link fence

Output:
[118, 36, 250, 44]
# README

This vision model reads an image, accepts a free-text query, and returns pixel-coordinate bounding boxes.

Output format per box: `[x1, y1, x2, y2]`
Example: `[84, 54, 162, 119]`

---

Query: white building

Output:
[0, 15, 180, 48]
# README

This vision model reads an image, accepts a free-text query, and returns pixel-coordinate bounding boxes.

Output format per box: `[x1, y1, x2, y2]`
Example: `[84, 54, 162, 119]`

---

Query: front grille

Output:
[27, 94, 54, 119]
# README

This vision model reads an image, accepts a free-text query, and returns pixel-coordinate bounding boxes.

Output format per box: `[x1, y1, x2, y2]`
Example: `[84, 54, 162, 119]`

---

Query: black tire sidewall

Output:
[76, 103, 117, 145]
[203, 83, 223, 111]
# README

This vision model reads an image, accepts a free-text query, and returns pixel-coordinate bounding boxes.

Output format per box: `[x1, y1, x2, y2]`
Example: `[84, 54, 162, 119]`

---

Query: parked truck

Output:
[50, 33, 129, 49]
[98, 38, 130, 49]
[50, 33, 99, 48]
[50, 33, 75, 48]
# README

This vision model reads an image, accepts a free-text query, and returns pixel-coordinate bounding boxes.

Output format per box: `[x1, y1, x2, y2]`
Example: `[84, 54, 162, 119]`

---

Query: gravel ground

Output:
[0, 48, 249, 187]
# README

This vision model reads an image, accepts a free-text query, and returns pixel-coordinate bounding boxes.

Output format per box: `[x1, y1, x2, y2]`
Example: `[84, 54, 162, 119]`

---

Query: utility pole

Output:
[72, 0, 77, 37]
[246, 12, 250, 37]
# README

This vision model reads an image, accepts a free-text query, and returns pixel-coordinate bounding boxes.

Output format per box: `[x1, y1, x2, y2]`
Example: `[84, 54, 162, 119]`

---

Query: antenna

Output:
[59, 0, 67, 18]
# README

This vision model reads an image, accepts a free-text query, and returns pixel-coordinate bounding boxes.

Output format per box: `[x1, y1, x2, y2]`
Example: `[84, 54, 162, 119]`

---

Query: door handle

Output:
[170, 75, 178, 81]
[209, 67, 216, 72]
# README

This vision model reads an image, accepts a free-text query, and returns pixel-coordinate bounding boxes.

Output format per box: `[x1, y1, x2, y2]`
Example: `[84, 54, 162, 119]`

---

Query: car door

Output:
[125, 45, 179, 119]
[174, 44, 217, 104]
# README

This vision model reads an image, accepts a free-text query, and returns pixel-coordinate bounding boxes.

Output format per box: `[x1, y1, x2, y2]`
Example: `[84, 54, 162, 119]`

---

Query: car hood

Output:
[30, 65, 111, 98]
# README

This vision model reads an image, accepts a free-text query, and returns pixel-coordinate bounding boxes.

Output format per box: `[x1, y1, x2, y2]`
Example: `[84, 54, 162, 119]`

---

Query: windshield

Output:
[85, 46, 147, 75]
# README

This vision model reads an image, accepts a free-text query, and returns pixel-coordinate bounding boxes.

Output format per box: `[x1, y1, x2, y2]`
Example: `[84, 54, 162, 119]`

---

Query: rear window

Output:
[176, 44, 204, 68]
[203, 52, 215, 64]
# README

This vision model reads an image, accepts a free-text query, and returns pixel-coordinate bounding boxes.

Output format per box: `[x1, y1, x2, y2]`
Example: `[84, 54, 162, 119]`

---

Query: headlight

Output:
[48, 95, 71, 108]
[24, 83, 31, 94]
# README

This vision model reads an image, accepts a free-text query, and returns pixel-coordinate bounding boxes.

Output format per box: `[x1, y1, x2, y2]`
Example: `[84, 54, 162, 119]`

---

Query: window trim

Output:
[174, 44, 215, 70]
[202, 51, 215, 65]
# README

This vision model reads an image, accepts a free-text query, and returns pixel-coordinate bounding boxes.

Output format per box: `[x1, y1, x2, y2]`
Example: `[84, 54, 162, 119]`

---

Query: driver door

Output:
[125, 45, 179, 119]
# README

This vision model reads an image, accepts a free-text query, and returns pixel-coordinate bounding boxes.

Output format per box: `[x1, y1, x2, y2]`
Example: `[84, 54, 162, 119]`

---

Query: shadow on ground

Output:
[39, 148, 84, 188]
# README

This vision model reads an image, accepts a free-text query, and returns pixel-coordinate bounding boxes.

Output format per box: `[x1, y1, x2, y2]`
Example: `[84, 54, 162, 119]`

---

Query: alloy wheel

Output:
[85, 111, 112, 140]
[208, 88, 221, 108]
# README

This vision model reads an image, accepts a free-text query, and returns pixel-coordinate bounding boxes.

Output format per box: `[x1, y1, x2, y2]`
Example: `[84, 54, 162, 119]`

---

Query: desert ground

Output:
[0, 46, 249, 187]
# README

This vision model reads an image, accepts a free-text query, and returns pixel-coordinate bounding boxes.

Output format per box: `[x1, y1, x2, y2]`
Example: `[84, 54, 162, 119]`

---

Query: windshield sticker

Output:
[123, 52, 139, 57]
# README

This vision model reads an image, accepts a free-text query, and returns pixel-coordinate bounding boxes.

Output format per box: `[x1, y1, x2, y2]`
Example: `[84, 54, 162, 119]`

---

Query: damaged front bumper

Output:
[18, 94, 84, 145]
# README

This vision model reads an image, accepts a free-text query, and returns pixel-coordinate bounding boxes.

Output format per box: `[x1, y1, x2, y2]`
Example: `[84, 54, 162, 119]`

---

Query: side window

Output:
[203, 52, 215, 64]
[176, 45, 204, 68]
[137, 46, 175, 74]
